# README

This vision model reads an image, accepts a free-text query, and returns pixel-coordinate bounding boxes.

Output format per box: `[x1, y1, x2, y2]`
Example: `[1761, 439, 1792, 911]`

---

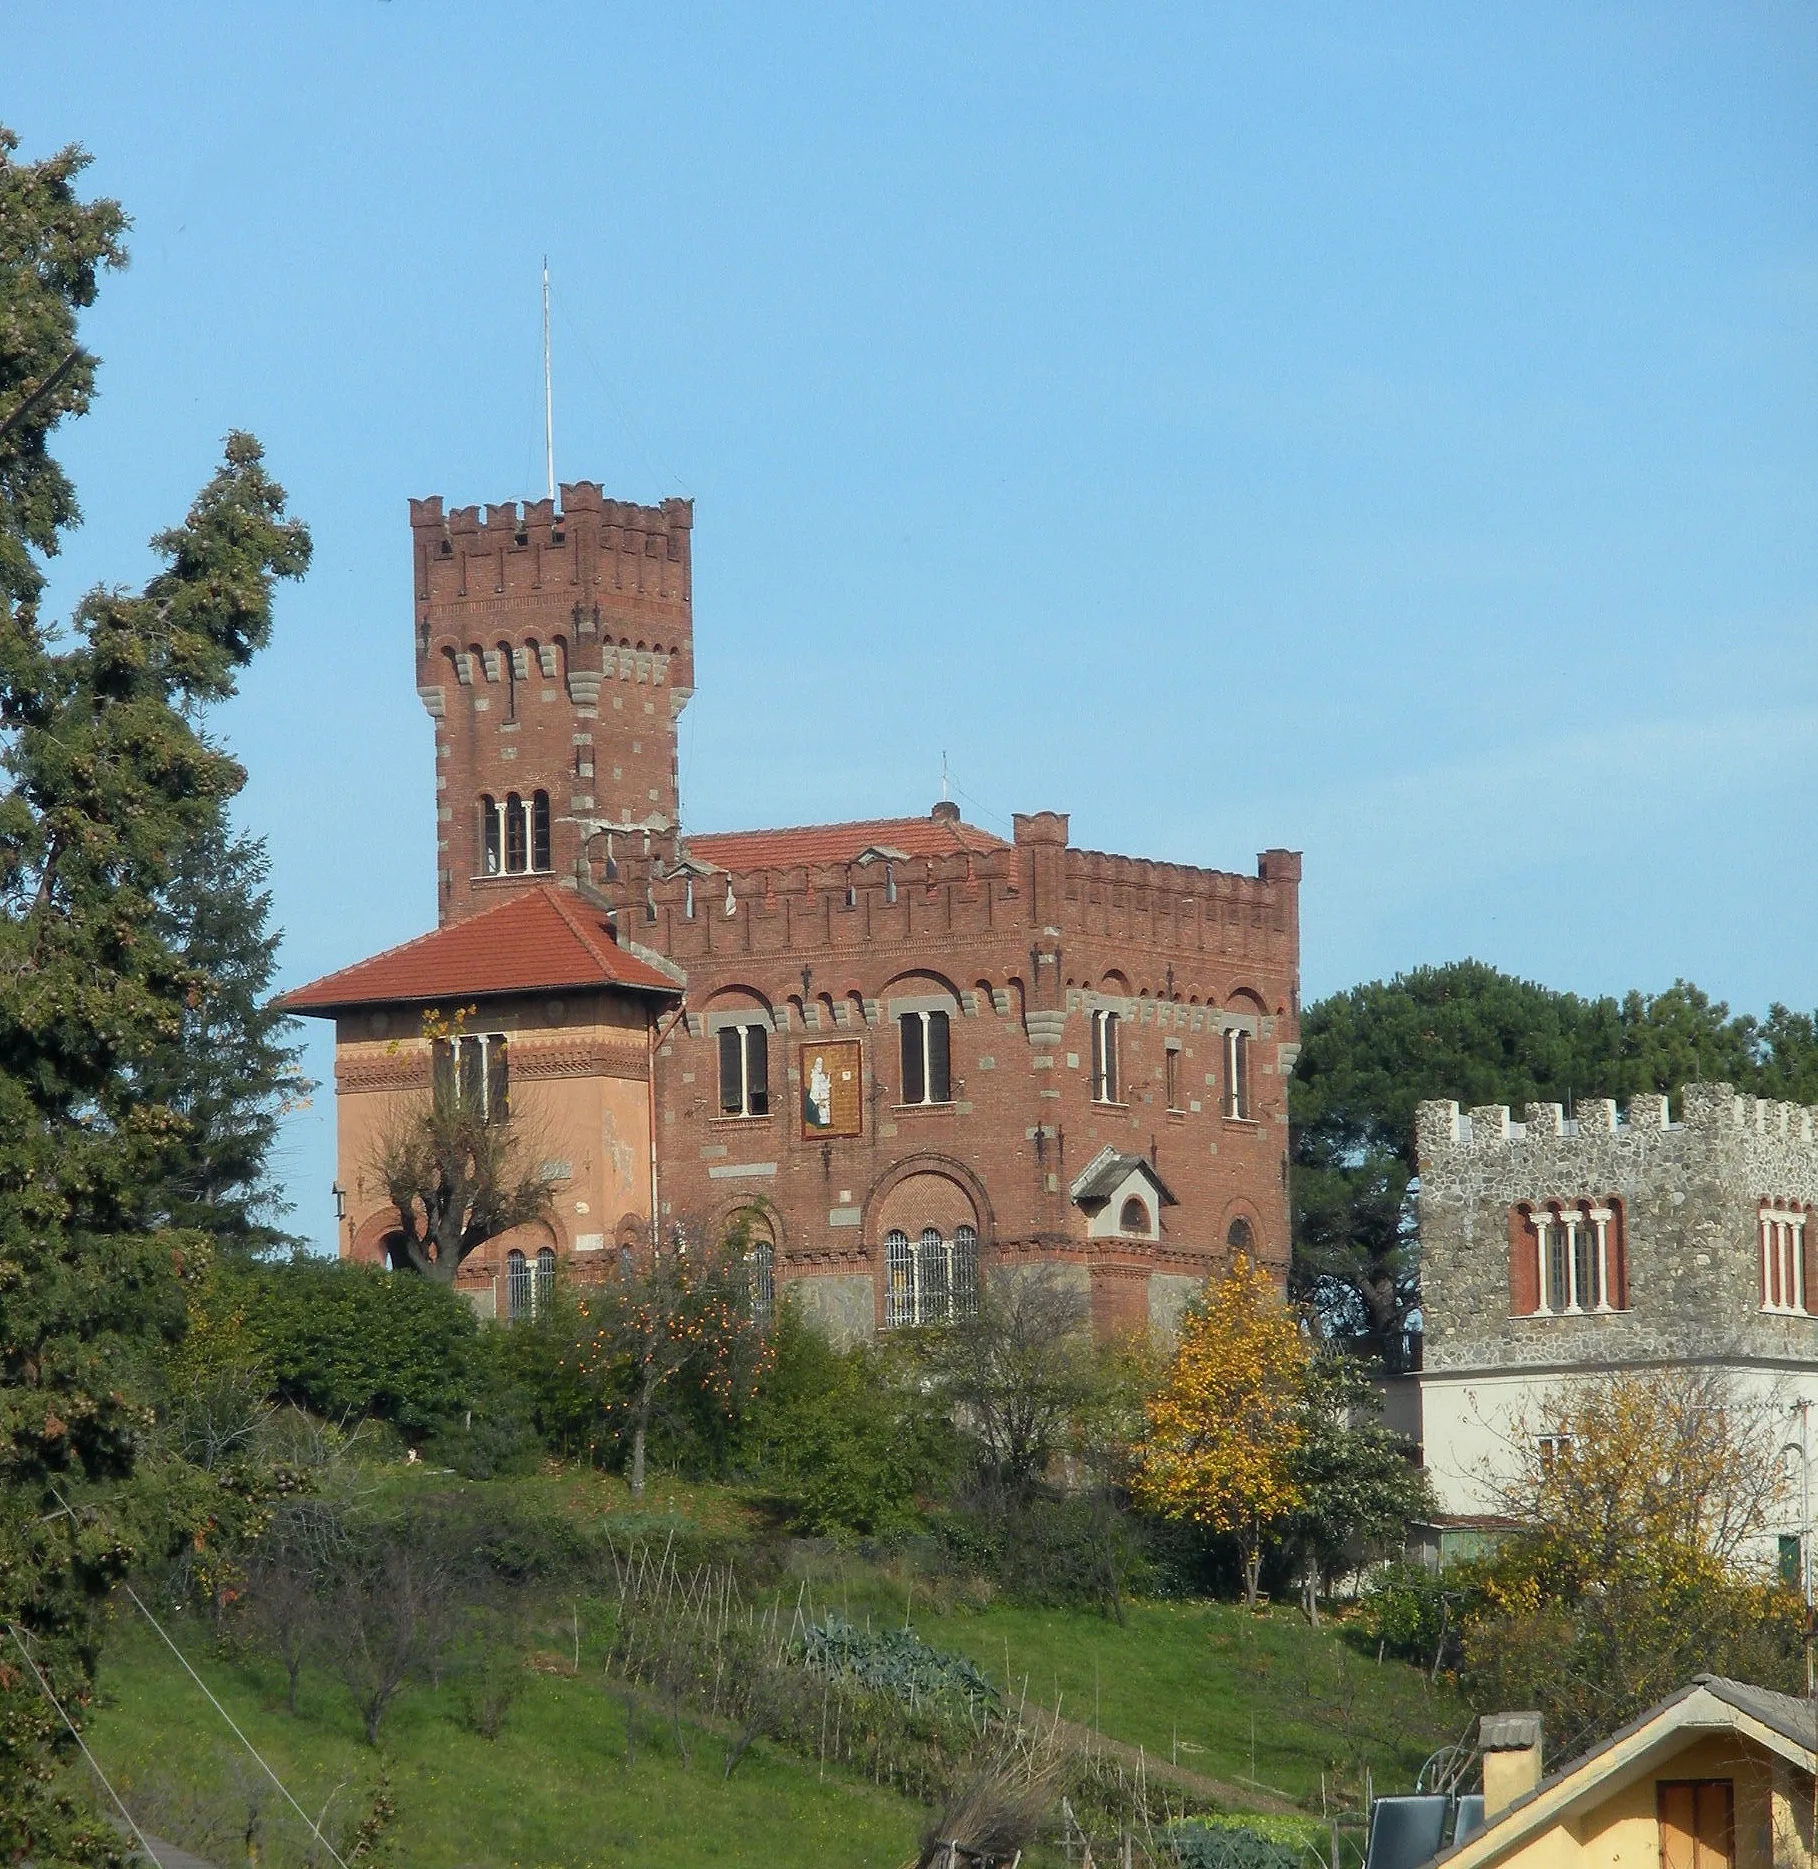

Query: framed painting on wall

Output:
[800, 1038, 863, 1140]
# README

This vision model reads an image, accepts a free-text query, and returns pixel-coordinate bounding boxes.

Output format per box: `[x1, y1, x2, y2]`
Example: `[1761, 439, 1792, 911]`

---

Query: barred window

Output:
[507, 1248, 531, 1321]
[748, 1239, 775, 1325]
[885, 1223, 980, 1327]
[534, 1246, 555, 1316]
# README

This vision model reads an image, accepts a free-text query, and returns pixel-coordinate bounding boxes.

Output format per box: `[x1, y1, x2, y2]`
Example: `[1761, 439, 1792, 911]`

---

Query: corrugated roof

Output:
[686, 811, 1009, 872]
[280, 885, 681, 1013]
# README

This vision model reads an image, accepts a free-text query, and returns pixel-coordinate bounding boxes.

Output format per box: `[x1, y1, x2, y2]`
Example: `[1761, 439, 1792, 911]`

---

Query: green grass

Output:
[85, 1619, 922, 1869]
[846, 1587, 1466, 1812]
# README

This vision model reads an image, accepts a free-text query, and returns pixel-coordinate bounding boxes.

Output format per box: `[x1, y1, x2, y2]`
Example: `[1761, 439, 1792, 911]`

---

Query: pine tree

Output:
[137, 813, 312, 1256]
[0, 126, 310, 1862]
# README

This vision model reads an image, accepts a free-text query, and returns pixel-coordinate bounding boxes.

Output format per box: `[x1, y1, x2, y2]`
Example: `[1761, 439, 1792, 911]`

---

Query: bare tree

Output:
[932, 1266, 1096, 1489]
[241, 1499, 348, 1714]
[368, 1081, 551, 1283]
[320, 1514, 464, 1745]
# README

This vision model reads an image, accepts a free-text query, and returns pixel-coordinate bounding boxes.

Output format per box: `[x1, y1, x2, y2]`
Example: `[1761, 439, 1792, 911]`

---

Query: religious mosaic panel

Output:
[800, 1038, 863, 1139]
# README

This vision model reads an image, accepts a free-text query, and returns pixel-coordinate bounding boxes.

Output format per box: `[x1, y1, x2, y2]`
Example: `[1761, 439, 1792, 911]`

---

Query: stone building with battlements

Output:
[283, 484, 1302, 1338]
[1406, 1083, 1818, 1559]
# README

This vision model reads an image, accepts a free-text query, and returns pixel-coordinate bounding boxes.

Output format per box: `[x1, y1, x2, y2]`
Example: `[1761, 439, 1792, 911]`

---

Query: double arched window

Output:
[480, 791, 552, 876]
[884, 1223, 978, 1328]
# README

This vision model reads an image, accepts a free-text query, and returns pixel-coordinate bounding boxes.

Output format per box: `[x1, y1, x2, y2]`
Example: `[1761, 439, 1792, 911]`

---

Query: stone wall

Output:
[1414, 1084, 1818, 1375]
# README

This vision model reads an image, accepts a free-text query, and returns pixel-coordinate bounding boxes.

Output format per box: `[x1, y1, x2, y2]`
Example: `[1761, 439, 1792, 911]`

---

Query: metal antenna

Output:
[542, 257, 555, 500]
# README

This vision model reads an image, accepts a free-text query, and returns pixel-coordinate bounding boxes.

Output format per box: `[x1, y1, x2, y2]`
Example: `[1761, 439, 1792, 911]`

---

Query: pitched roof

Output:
[685, 810, 1009, 872]
[1069, 1146, 1180, 1207]
[1426, 1677, 1818, 1869]
[279, 884, 682, 1014]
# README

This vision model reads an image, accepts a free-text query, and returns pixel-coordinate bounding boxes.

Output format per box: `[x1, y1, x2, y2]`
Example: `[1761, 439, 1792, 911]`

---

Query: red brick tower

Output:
[409, 486, 694, 926]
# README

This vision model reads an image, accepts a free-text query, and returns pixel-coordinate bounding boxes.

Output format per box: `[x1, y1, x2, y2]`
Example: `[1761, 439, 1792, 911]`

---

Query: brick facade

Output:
[389, 483, 1303, 1337]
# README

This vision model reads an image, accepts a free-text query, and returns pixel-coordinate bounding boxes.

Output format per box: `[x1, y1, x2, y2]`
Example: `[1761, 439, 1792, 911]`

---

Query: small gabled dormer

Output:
[1069, 1147, 1177, 1243]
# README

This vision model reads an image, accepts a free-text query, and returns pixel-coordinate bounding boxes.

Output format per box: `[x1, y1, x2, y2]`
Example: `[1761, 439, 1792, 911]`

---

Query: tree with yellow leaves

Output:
[1134, 1254, 1310, 1605]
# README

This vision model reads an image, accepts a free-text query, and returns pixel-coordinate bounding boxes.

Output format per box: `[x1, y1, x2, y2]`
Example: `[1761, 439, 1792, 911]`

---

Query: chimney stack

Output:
[1480, 1713, 1543, 1817]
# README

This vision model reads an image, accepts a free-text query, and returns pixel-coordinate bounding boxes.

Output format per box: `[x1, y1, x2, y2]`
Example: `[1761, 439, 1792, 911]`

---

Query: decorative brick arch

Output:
[1218, 1196, 1269, 1266]
[862, 1152, 994, 1330]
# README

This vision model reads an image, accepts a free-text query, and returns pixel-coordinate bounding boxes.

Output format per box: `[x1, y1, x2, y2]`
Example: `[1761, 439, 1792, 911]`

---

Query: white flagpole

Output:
[542, 258, 555, 500]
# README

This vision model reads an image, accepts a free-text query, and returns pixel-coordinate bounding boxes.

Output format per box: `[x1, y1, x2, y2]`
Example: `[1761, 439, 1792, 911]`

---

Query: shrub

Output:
[1360, 1559, 1459, 1665]
[1169, 1820, 1308, 1869]
[221, 1257, 481, 1436]
[738, 1303, 959, 1537]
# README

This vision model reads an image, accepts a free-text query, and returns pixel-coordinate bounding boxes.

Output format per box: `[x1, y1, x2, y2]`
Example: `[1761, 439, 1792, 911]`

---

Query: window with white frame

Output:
[883, 1222, 978, 1327]
[1761, 1202, 1810, 1315]
[717, 1022, 770, 1117]
[1091, 1008, 1121, 1104]
[898, 1009, 952, 1105]
[480, 790, 552, 876]
[432, 1032, 508, 1124]
[1223, 1027, 1251, 1120]
[1517, 1200, 1624, 1316]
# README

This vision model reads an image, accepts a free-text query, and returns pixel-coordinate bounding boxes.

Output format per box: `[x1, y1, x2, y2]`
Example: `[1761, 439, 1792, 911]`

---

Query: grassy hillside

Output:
[76, 1470, 1467, 1867]
[88, 1619, 923, 1869]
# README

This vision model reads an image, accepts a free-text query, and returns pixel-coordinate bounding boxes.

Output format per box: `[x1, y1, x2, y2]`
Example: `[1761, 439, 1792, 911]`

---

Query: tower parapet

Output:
[412, 485, 694, 926]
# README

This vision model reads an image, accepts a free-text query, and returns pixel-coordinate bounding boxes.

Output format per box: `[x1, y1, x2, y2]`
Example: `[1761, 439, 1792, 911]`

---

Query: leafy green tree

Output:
[1278, 1352, 1434, 1623]
[738, 1302, 958, 1537]
[136, 818, 312, 1255]
[1289, 961, 1818, 1358]
[0, 126, 309, 1862]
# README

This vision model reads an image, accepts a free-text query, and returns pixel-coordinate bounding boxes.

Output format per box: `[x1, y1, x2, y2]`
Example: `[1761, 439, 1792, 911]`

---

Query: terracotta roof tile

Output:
[280, 884, 681, 1014]
[686, 812, 1009, 872]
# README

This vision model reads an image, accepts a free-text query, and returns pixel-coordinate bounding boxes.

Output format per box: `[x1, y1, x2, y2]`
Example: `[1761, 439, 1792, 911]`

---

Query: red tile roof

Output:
[686, 812, 1009, 872]
[280, 884, 681, 1014]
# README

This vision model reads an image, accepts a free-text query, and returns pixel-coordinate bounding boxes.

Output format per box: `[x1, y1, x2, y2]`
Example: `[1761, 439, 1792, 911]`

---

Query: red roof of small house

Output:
[279, 884, 681, 1015]
[686, 810, 1009, 872]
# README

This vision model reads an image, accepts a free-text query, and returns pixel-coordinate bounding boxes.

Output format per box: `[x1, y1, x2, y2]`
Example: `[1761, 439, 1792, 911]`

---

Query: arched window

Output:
[531, 791, 551, 872]
[1224, 1028, 1252, 1120]
[505, 792, 527, 872]
[481, 795, 502, 874]
[535, 1246, 555, 1316]
[918, 1226, 949, 1319]
[507, 1248, 530, 1320]
[885, 1230, 914, 1329]
[500, 641, 517, 719]
[1120, 1196, 1150, 1235]
[1226, 1217, 1254, 1254]
[952, 1224, 979, 1320]
[748, 1239, 775, 1325]
[1092, 1009, 1120, 1104]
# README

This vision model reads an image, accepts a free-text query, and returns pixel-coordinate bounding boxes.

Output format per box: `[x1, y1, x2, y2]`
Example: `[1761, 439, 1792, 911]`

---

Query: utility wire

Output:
[6, 1621, 159, 1862]
[123, 1586, 351, 1869]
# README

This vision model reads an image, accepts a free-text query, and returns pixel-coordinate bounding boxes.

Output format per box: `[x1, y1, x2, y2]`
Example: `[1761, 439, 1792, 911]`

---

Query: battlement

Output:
[410, 486, 694, 628]
[604, 824, 1297, 997]
[1416, 1083, 1818, 1160]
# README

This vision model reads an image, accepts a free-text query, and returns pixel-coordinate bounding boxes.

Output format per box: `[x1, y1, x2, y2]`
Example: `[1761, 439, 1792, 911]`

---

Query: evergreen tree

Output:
[0, 126, 310, 1862]
[138, 814, 312, 1255]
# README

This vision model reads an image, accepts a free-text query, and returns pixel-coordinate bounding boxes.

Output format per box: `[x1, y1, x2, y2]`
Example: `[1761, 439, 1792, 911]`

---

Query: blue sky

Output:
[11, 5, 1815, 1251]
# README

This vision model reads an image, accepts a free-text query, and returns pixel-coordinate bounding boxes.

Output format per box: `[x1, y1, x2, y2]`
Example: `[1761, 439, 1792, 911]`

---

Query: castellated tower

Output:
[409, 485, 694, 926]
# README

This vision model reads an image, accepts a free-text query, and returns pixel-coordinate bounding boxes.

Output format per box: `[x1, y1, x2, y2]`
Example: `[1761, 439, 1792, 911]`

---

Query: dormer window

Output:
[1119, 1196, 1150, 1235]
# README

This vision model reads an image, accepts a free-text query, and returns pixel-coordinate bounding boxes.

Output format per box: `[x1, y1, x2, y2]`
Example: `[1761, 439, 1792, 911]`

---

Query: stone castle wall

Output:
[1415, 1084, 1818, 1375]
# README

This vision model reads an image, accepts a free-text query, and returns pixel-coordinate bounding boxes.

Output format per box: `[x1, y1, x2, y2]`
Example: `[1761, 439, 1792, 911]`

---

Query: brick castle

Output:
[286, 486, 1303, 1338]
